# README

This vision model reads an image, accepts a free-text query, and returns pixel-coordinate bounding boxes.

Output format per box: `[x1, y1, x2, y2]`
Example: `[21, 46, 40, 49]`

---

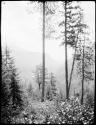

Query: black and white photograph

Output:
[1, 1, 95, 124]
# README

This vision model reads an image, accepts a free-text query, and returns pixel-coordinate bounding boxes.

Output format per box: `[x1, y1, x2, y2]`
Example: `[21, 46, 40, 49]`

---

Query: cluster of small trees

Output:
[1, 46, 23, 123]
[27, 65, 57, 101]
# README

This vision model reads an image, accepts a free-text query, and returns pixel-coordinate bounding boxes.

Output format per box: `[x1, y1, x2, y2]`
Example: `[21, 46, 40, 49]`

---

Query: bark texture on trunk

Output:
[41, 2, 45, 102]
[65, 2, 69, 99]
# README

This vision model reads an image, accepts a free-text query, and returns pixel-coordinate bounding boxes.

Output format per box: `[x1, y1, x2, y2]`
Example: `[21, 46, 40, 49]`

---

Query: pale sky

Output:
[1, 1, 95, 63]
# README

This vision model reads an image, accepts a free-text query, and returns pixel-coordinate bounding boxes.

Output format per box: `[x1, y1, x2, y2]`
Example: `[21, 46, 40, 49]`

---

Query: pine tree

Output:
[68, 7, 86, 97]
[57, 1, 88, 99]
[27, 1, 55, 102]
[33, 64, 49, 91]
[33, 65, 42, 90]
[41, 1, 56, 102]
[75, 27, 94, 104]
[1, 51, 9, 106]
[46, 85, 52, 100]
[59, 89, 64, 101]
[2, 46, 23, 118]
[50, 72, 57, 98]
[1, 80, 10, 123]
[46, 72, 57, 100]
[1, 47, 12, 123]
[10, 69, 23, 109]
[27, 83, 34, 99]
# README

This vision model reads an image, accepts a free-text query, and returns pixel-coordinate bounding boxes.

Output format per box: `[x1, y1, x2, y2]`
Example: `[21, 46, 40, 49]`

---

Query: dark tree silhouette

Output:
[1, 46, 23, 123]
[10, 68, 23, 109]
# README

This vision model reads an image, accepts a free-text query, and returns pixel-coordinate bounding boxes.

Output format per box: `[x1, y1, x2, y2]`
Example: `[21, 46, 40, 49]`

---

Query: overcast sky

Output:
[1, 1, 95, 63]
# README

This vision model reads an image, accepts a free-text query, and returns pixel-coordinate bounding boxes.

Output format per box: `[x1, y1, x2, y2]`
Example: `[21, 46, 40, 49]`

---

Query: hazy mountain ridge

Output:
[9, 46, 94, 93]
[10, 46, 61, 85]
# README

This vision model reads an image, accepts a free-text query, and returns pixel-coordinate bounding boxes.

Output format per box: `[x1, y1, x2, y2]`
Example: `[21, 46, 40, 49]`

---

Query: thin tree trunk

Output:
[41, 2, 45, 102]
[39, 82, 40, 90]
[81, 46, 84, 104]
[37, 72, 40, 90]
[65, 2, 69, 99]
[68, 53, 75, 97]
[68, 33, 79, 97]
[81, 34, 85, 105]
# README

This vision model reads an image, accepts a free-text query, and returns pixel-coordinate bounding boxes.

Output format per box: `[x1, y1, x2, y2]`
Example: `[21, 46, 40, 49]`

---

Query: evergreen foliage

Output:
[1, 46, 23, 123]
[46, 73, 57, 100]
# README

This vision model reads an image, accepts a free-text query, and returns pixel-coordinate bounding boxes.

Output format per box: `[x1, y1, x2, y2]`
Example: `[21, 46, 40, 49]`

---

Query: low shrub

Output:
[4, 97, 94, 124]
[44, 97, 94, 125]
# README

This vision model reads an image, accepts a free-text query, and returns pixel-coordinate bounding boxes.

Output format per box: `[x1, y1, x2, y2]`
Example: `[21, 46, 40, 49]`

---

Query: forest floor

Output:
[11, 98, 94, 124]
[19, 100, 57, 124]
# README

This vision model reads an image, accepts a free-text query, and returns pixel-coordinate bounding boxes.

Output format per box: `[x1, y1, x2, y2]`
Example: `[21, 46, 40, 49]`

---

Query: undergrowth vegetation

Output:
[8, 96, 94, 124]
